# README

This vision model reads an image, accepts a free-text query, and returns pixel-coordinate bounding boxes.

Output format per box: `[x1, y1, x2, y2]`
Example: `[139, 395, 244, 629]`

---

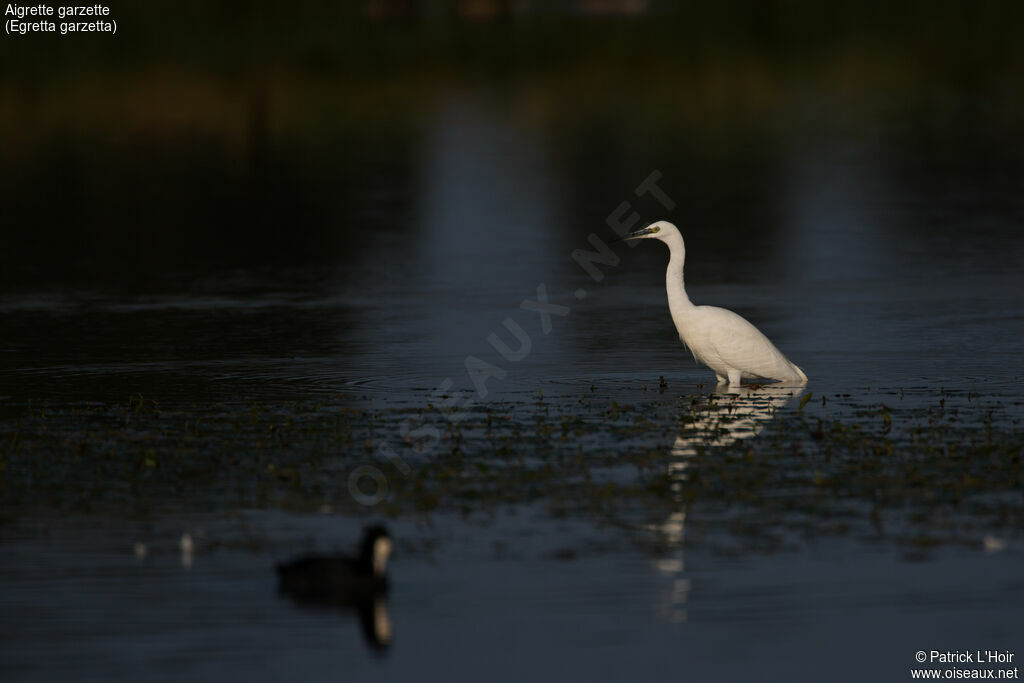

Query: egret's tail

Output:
[792, 363, 808, 384]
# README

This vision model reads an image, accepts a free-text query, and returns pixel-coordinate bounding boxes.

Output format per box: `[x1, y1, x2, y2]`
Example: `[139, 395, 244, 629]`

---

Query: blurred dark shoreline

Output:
[4, 3, 1024, 288]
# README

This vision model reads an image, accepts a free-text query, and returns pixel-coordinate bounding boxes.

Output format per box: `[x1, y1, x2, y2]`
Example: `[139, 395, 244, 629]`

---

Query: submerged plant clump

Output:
[0, 389, 1019, 552]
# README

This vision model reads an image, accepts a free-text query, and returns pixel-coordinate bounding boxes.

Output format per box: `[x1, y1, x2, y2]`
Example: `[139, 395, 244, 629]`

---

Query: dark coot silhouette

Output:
[276, 525, 393, 650]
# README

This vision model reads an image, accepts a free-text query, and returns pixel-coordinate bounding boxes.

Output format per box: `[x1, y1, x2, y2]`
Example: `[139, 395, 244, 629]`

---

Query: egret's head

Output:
[616, 220, 680, 243]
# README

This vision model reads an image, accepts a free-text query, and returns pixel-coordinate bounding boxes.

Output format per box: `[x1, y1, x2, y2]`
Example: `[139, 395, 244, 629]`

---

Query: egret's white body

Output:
[623, 221, 807, 387]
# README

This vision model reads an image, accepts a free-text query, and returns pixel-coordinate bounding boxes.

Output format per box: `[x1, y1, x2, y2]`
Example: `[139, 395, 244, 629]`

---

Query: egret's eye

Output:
[650, 226, 660, 233]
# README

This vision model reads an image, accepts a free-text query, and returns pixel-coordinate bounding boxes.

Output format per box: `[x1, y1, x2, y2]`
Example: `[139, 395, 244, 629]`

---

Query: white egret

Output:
[619, 221, 807, 386]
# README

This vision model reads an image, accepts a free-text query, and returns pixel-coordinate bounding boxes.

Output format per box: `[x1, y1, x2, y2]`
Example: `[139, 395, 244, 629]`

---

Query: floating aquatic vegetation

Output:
[0, 388, 1019, 553]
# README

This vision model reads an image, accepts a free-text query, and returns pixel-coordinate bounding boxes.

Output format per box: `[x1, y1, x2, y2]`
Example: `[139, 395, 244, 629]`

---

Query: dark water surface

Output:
[2, 9, 1024, 682]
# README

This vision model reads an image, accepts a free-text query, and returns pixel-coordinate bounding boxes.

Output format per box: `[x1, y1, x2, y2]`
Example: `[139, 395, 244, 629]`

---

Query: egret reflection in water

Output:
[652, 384, 806, 622]
[673, 384, 806, 455]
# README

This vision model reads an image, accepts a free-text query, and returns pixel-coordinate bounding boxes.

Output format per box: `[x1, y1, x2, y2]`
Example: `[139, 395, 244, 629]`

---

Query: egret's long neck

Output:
[664, 234, 693, 329]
